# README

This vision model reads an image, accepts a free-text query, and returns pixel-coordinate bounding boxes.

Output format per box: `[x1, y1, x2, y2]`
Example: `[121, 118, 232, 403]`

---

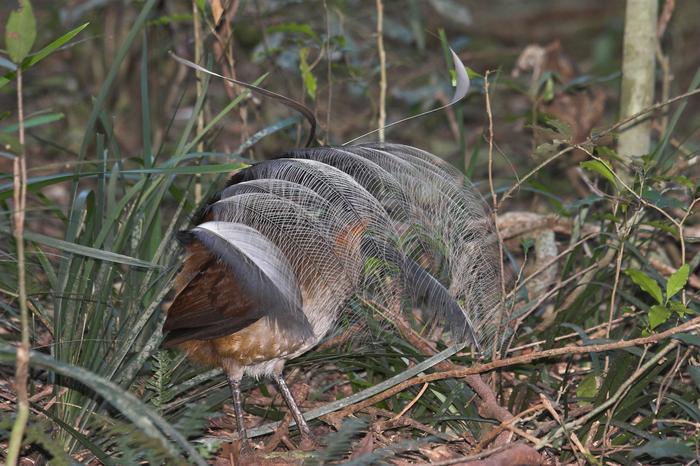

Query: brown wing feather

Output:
[162, 241, 262, 347]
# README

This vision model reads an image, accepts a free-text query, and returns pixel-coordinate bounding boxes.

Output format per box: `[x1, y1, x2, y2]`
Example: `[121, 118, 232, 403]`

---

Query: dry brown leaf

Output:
[209, 0, 224, 25]
[349, 432, 374, 459]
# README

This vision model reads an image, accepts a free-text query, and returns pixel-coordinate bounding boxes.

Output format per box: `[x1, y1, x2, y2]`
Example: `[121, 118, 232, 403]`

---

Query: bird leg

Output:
[227, 374, 252, 453]
[273, 374, 316, 448]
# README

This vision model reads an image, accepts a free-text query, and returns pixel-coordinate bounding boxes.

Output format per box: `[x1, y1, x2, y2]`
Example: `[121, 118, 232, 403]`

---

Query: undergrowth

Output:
[0, 1, 699, 464]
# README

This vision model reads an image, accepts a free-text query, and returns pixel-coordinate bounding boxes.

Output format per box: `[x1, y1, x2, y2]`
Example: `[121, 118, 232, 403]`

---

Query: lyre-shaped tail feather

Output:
[176, 145, 501, 352]
[401, 256, 481, 352]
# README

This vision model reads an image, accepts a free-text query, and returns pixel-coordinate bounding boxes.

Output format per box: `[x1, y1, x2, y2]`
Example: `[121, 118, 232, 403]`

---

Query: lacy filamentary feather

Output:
[162, 142, 502, 444]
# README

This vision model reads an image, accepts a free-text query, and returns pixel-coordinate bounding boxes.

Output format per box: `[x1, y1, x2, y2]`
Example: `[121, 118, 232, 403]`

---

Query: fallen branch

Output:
[325, 316, 700, 422]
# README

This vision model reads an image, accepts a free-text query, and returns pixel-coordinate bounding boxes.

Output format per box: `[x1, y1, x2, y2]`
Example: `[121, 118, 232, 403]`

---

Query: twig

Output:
[392, 382, 428, 420]
[7, 66, 30, 466]
[506, 232, 597, 300]
[656, 0, 675, 38]
[605, 233, 626, 371]
[537, 339, 679, 449]
[375, 0, 386, 143]
[484, 71, 507, 361]
[500, 86, 700, 207]
[328, 316, 700, 422]
[192, 0, 205, 203]
[323, 0, 332, 140]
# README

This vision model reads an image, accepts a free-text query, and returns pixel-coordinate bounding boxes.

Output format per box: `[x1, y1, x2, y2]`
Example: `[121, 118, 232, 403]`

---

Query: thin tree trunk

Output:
[618, 0, 658, 162]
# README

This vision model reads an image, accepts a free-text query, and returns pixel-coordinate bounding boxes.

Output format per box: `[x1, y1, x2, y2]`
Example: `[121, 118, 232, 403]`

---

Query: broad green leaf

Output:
[0, 22, 89, 88]
[625, 269, 663, 304]
[576, 374, 598, 405]
[5, 0, 36, 63]
[631, 439, 695, 460]
[668, 300, 692, 318]
[674, 333, 700, 348]
[299, 47, 317, 100]
[580, 159, 619, 190]
[666, 263, 689, 302]
[648, 304, 671, 330]
[642, 186, 686, 210]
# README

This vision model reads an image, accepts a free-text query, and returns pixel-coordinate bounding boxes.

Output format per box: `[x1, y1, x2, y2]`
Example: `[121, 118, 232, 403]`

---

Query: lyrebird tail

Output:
[168, 143, 502, 351]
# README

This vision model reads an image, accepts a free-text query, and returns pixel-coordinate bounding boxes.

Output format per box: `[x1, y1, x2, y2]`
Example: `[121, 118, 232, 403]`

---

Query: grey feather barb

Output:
[165, 143, 501, 356]
[163, 47, 501, 446]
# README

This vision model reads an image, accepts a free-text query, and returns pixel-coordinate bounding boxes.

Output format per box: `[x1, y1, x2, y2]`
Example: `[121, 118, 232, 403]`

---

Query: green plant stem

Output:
[7, 66, 29, 466]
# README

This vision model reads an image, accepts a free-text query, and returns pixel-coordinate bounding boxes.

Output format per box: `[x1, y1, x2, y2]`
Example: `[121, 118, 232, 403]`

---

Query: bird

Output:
[160, 142, 502, 448]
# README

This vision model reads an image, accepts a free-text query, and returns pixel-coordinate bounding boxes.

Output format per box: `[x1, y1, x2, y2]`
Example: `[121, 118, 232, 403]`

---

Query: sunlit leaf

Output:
[299, 47, 317, 100]
[542, 76, 555, 102]
[648, 305, 671, 330]
[668, 300, 692, 318]
[665, 264, 689, 302]
[576, 374, 598, 406]
[625, 269, 663, 304]
[581, 159, 619, 190]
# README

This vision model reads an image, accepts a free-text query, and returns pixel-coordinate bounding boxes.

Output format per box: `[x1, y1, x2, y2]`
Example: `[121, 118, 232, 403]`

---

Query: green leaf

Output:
[580, 159, 619, 190]
[689, 366, 700, 390]
[267, 22, 321, 44]
[0, 133, 21, 154]
[674, 333, 700, 348]
[576, 374, 598, 405]
[0, 22, 89, 88]
[668, 300, 691, 318]
[17, 229, 160, 269]
[666, 263, 689, 302]
[0, 343, 207, 465]
[299, 47, 317, 100]
[1, 112, 64, 132]
[642, 186, 686, 210]
[542, 76, 554, 102]
[648, 304, 671, 330]
[631, 439, 695, 460]
[5, 0, 37, 64]
[625, 269, 663, 304]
